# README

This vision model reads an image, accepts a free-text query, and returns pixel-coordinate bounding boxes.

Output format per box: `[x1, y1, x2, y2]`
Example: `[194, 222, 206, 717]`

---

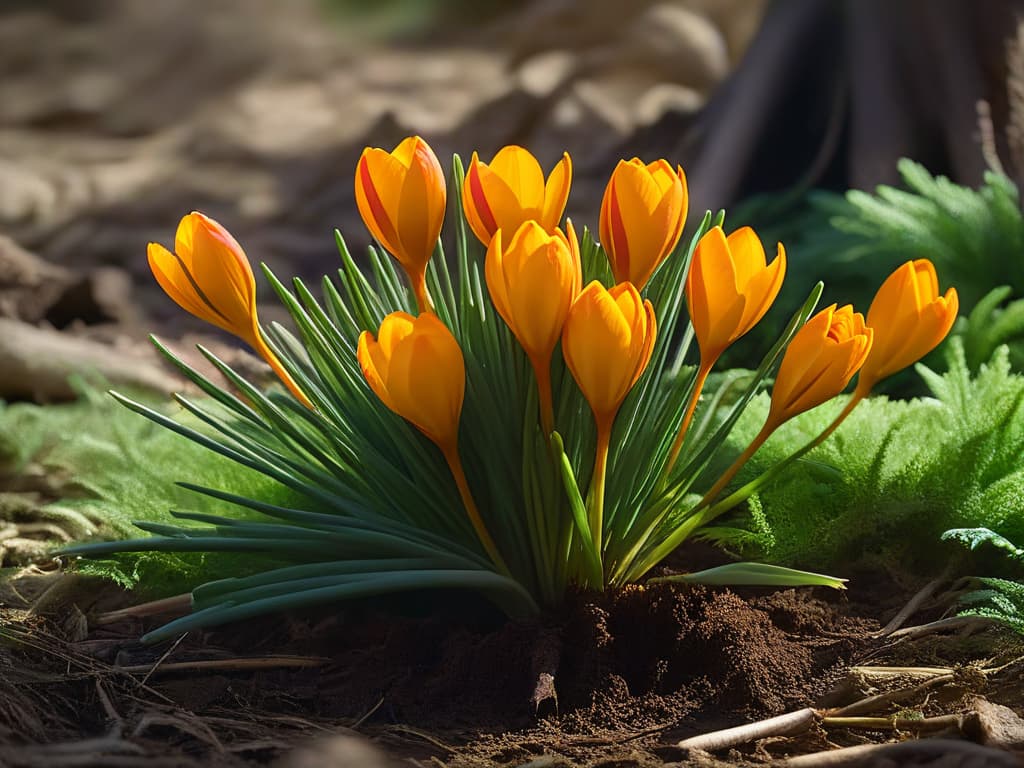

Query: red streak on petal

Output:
[608, 184, 630, 279]
[468, 164, 499, 236]
[359, 158, 401, 249]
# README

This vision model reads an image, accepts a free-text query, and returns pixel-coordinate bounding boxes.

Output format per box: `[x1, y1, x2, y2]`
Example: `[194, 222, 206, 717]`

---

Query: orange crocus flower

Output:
[767, 304, 873, 429]
[700, 304, 873, 507]
[665, 225, 786, 475]
[147, 212, 312, 408]
[355, 136, 446, 311]
[562, 281, 656, 554]
[854, 259, 959, 397]
[485, 220, 582, 434]
[358, 311, 505, 571]
[463, 146, 572, 246]
[599, 158, 687, 290]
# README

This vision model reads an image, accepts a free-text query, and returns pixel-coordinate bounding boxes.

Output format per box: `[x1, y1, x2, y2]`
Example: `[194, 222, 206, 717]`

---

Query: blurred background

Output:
[2, 0, 1024, 400]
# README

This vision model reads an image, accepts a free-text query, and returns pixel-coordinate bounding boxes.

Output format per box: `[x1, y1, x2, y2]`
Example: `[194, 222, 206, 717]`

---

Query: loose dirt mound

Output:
[0, 573, 878, 766]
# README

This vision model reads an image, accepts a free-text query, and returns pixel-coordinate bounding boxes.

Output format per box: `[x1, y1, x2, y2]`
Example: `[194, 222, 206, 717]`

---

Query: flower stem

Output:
[587, 416, 612, 568]
[704, 390, 868, 519]
[443, 444, 509, 576]
[533, 358, 555, 438]
[662, 360, 713, 481]
[699, 420, 774, 511]
[251, 331, 315, 409]
[410, 267, 433, 313]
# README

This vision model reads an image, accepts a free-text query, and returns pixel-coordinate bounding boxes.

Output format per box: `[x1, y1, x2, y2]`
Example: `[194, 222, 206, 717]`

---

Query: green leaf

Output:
[648, 562, 847, 589]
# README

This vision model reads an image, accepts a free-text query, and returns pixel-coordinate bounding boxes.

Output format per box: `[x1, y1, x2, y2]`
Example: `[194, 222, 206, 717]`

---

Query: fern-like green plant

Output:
[704, 340, 1024, 569]
[942, 528, 1024, 635]
[959, 287, 1024, 372]
[805, 160, 1024, 309]
[735, 160, 1024, 379]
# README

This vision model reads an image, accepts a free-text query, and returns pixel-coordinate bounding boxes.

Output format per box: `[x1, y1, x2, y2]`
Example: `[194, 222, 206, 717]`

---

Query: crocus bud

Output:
[148, 212, 312, 408]
[486, 221, 581, 372]
[562, 281, 657, 428]
[686, 226, 786, 365]
[768, 304, 873, 428]
[357, 312, 465, 452]
[463, 146, 572, 246]
[599, 158, 688, 290]
[854, 260, 958, 396]
[355, 136, 446, 311]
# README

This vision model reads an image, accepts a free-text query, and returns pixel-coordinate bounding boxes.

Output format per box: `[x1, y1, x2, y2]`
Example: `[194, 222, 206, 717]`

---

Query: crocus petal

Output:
[147, 242, 227, 330]
[488, 145, 545, 214]
[464, 154, 500, 245]
[540, 152, 573, 231]
[356, 149, 405, 256]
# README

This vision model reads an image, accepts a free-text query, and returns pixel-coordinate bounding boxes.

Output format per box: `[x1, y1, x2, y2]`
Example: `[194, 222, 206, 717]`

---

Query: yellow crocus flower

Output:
[357, 312, 465, 453]
[599, 158, 687, 290]
[147, 212, 312, 408]
[355, 136, 446, 312]
[463, 146, 572, 246]
[767, 304, 873, 428]
[686, 226, 787, 365]
[485, 220, 582, 433]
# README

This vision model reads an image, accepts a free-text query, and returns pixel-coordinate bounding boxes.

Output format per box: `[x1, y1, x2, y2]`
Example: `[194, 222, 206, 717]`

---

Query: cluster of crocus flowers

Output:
[147, 132, 960, 590]
[691, 261, 958, 521]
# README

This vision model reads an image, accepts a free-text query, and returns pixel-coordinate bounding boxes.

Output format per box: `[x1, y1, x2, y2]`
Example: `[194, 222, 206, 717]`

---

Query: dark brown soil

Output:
[0, 564, 888, 767]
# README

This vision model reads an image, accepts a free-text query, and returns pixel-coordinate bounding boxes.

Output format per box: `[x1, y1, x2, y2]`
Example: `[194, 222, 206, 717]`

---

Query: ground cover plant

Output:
[698, 339, 1024, 568]
[57, 138, 959, 643]
[944, 527, 1024, 635]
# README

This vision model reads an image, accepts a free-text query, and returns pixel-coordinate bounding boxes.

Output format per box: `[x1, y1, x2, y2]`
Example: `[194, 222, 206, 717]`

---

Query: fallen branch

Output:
[785, 738, 1019, 767]
[93, 593, 191, 625]
[0, 317, 177, 401]
[829, 673, 956, 716]
[875, 574, 949, 637]
[676, 707, 817, 752]
[820, 714, 962, 733]
[118, 656, 330, 675]
[887, 615, 997, 641]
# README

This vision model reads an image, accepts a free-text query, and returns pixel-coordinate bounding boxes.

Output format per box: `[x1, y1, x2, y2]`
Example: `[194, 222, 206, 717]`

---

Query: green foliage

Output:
[959, 287, 1024, 372]
[804, 160, 1024, 309]
[0, 388, 300, 594]
[735, 159, 1024, 380]
[707, 340, 1024, 570]
[943, 528, 1024, 635]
